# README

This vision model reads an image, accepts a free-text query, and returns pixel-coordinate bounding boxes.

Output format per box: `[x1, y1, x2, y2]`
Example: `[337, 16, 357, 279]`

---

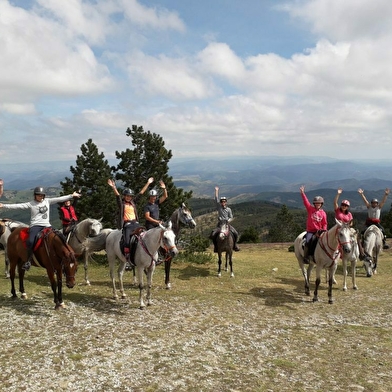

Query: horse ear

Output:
[181, 202, 186, 208]
[98, 218, 103, 222]
[335, 218, 342, 226]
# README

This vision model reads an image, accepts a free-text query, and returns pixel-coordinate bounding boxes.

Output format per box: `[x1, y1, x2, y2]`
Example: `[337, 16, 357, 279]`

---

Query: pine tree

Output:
[113, 125, 193, 222]
[60, 139, 116, 227]
[268, 205, 303, 242]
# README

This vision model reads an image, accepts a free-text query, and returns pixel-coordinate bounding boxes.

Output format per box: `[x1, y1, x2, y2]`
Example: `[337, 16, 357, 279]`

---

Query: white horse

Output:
[66, 218, 103, 285]
[362, 225, 383, 277]
[327, 227, 360, 291]
[0, 219, 28, 278]
[105, 222, 178, 308]
[294, 219, 352, 303]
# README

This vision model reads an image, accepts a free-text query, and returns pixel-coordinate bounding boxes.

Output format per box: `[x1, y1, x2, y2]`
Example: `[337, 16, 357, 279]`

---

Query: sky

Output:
[1, 0, 392, 165]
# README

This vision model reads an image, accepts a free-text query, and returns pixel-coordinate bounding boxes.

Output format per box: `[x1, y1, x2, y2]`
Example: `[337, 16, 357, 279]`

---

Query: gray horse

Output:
[216, 221, 234, 278]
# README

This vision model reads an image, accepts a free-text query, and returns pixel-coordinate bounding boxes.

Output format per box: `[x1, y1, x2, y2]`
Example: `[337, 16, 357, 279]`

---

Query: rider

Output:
[210, 186, 240, 252]
[300, 185, 328, 264]
[108, 177, 153, 264]
[144, 180, 168, 230]
[0, 186, 81, 270]
[334, 188, 353, 224]
[59, 197, 79, 235]
[358, 188, 390, 249]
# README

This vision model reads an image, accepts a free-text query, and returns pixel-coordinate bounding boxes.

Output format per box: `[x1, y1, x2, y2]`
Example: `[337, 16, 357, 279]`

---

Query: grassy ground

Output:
[0, 243, 392, 391]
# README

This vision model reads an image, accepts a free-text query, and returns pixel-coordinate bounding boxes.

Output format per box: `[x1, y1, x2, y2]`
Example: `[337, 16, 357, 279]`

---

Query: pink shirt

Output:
[301, 193, 328, 232]
[335, 208, 353, 223]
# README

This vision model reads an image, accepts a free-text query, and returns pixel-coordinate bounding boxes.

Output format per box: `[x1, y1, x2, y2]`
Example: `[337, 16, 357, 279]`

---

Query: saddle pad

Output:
[19, 227, 52, 250]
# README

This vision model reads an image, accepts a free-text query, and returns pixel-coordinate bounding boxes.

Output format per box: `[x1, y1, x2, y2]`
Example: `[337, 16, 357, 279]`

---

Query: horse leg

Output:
[164, 257, 172, 290]
[108, 256, 119, 299]
[137, 267, 146, 309]
[54, 271, 66, 310]
[84, 252, 90, 286]
[145, 265, 155, 306]
[228, 253, 234, 278]
[9, 260, 18, 298]
[312, 265, 322, 302]
[217, 253, 222, 277]
[5, 253, 10, 279]
[224, 253, 228, 272]
[18, 265, 27, 299]
[342, 258, 348, 291]
[351, 260, 358, 290]
[117, 262, 127, 299]
[327, 266, 335, 304]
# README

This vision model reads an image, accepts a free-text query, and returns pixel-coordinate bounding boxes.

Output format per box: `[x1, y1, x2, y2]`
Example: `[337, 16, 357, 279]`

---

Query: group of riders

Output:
[0, 177, 240, 272]
[300, 185, 390, 264]
[1, 175, 389, 270]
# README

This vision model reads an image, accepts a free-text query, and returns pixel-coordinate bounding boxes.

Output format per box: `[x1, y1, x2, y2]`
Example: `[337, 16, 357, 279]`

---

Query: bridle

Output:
[318, 225, 350, 266]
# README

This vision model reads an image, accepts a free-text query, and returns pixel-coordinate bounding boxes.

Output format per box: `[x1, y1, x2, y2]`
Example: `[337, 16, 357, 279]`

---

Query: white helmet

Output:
[149, 189, 158, 197]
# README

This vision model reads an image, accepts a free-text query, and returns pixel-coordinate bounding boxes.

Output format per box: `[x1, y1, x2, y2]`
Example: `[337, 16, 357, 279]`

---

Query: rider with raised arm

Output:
[210, 186, 240, 253]
[358, 188, 390, 249]
[144, 180, 168, 230]
[300, 185, 328, 264]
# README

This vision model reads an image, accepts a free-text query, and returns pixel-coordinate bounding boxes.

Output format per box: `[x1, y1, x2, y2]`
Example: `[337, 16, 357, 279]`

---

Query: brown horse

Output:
[7, 227, 78, 310]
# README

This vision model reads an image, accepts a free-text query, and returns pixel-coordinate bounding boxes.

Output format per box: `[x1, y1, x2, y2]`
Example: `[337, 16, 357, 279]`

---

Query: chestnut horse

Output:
[7, 227, 78, 310]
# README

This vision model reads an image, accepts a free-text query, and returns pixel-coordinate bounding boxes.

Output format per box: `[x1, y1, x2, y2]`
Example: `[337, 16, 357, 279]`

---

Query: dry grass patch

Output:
[0, 244, 392, 391]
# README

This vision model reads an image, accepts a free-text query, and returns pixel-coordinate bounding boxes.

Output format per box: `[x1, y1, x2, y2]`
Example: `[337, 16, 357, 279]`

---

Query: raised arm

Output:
[107, 178, 120, 196]
[140, 177, 154, 195]
[379, 188, 390, 209]
[358, 188, 370, 208]
[158, 180, 168, 204]
[334, 188, 343, 210]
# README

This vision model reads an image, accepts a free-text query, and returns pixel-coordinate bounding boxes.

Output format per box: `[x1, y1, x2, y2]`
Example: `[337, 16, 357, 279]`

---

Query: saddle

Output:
[19, 227, 53, 251]
[120, 226, 145, 265]
[302, 230, 325, 258]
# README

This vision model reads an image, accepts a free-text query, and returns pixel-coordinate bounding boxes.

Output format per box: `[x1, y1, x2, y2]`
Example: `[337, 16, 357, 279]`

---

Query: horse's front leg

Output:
[5, 254, 10, 278]
[164, 257, 172, 290]
[228, 253, 234, 278]
[224, 253, 228, 272]
[117, 262, 127, 299]
[302, 262, 313, 296]
[217, 253, 222, 277]
[137, 266, 146, 309]
[312, 265, 322, 302]
[342, 258, 348, 291]
[54, 272, 66, 310]
[327, 268, 335, 304]
[351, 260, 358, 290]
[18, 266, 27, 299]
[84, 251, 90, 286]
[145, 265, 155, 306]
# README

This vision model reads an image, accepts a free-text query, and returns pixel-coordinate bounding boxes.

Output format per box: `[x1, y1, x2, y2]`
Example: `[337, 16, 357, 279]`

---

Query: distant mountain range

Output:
[2, 156, 392, 210]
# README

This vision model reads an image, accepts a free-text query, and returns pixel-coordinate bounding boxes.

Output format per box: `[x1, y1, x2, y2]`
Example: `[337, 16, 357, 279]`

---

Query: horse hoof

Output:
[312, 297, 318, 302]
[217, 273, 221, 278]
[21, 293, 27, 299]
[328, 299, 334, 304]
[85, 280, 91, 286]
[230, 273, 234, 278]
[343, 287, 347, 291]
[165, 283, 171, 290]
[55, 303, 66, 310]
[121, 294, 127, 300]
[353, 286, 358, 290]
[139, 306, 146, 310]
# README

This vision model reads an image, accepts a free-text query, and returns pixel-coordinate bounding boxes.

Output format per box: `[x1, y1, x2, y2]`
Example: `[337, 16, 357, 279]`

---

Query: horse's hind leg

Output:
[351, 260, 358, 290]
[84, 252, 90, 286]
[228, 253, 234, 278]
[145, 266, 155, 306]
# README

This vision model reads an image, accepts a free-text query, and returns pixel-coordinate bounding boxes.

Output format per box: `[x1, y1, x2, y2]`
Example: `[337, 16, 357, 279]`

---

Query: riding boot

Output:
[233, 240, 240, 252]
[124, 247, 132, 271]
[303, 244, 310, 264]
[22, 248, 33, 271]
[213, 239, 217, 253]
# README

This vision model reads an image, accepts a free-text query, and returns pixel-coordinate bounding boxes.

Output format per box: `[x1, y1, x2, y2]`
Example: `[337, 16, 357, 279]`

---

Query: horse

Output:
[105, 222, 178, 308]
[160, 203, 196, 289]
[362, 225, 383, 277]
[294, 219, 352, 303]
[216, 220, 234, 277]
[66, 218, 103, 285]
[0, 219, 28, 278]
[326, 227, 360, 291]
[7, 227, 78, 310]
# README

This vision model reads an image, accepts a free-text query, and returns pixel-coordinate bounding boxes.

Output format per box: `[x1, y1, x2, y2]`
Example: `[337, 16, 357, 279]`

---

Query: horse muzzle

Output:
[342, 244, 352, 254]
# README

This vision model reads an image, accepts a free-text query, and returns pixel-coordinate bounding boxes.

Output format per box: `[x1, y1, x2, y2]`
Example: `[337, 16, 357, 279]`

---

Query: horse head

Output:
[160, 221, 179, 258]
[335, 219, 352, 255]
[86, 218, 103, 237]
[179, 203, 196, 229]
[218, 220, 230, 240]
[61, 245, 78, 288]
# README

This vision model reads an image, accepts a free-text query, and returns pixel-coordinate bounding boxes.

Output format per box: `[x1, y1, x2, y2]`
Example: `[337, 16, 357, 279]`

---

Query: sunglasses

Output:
[341, 204, 349, 207]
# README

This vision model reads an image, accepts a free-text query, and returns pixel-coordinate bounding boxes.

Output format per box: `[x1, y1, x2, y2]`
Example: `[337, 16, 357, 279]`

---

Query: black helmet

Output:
[313, 196, 324, 204]
[34, 186, 45, 195]
[122, 188, 134, 196]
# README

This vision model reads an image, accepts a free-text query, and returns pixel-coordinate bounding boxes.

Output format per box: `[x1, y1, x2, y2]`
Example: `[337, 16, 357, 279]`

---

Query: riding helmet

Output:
[313, 196, 324, 204]
[149, 189, 158, 197]
[341, 199, 350, 206]
[122, 188, 134, 196]
[371, 198, 379, 204]
[34, 186, 45, 196]
[220, 196, 227, 202]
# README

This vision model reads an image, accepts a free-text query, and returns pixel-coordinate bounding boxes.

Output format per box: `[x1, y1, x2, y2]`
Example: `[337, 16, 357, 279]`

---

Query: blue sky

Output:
[1, 0, 392, 164]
